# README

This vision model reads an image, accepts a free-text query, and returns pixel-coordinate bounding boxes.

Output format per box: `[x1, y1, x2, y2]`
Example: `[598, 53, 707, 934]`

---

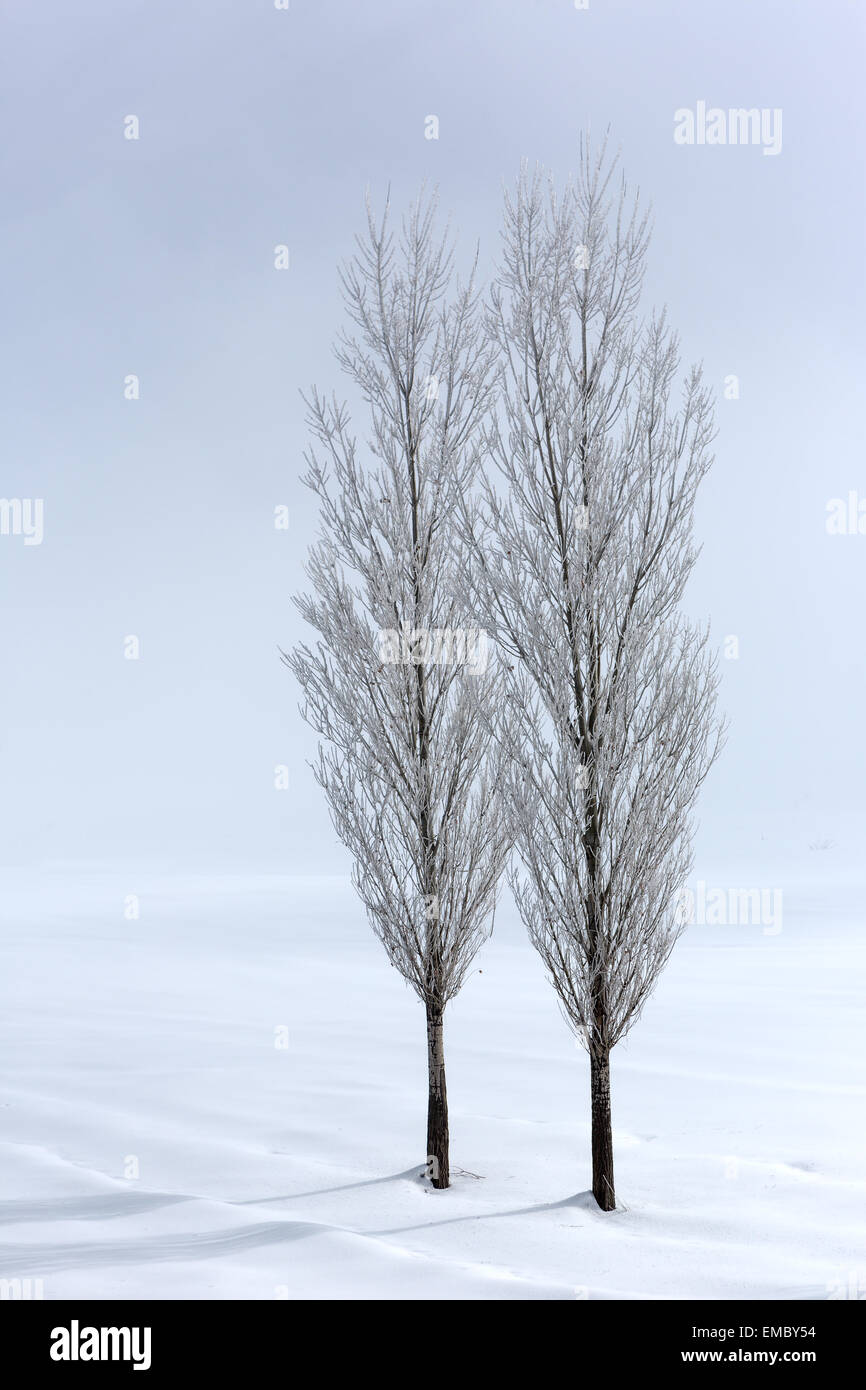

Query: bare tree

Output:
[463, 142, 725, 1210]
[286, 193, 512, 1189]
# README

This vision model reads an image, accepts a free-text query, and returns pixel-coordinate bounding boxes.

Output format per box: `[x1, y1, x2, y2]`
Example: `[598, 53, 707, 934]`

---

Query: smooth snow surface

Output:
[1, 868, 863, 1300]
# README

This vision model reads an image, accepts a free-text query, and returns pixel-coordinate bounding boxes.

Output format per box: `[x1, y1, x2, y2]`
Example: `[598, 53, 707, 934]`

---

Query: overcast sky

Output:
[2, 0, 863, 880]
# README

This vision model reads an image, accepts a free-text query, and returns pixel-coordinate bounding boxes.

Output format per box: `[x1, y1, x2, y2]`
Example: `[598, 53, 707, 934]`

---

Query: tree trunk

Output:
[590, 1048, 615, 1211]
[425, 1006, 449, 1189]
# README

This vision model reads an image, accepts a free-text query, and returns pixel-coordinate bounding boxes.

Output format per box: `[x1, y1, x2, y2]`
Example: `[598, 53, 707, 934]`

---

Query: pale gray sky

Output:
[2, 0, 863, 876]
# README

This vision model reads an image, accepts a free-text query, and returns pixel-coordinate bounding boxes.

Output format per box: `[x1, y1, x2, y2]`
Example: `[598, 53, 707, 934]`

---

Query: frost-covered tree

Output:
[287, 193, 512, 1189]
[463, 143, 725, 1210]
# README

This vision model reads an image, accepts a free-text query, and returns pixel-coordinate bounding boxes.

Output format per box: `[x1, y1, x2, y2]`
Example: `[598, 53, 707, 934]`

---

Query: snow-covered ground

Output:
[1, 865, 864, 1300]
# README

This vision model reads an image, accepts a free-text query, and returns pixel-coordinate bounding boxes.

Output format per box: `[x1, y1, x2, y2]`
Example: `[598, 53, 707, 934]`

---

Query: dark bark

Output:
[425, 1006, 449, 1189]
[590, 1047, 615, 1211]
